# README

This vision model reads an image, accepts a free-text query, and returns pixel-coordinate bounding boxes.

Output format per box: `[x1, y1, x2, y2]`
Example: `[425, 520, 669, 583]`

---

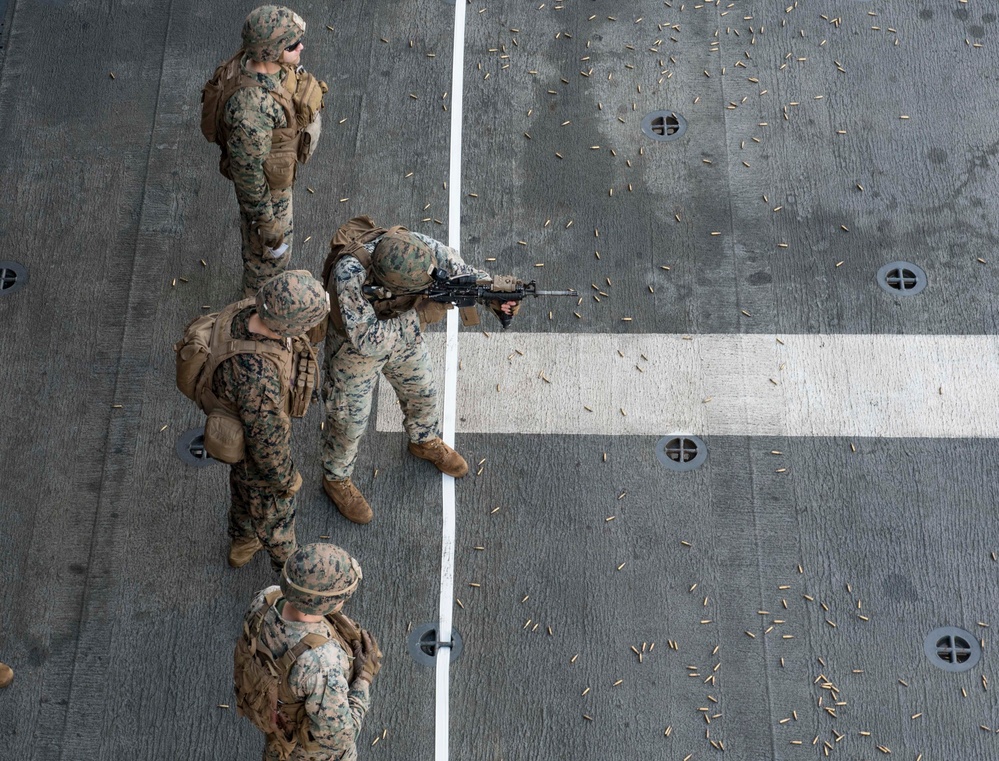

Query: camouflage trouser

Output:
[322, 338, 439, 481]
[228, 465, 297, 572]
[238, 186, 294, 298]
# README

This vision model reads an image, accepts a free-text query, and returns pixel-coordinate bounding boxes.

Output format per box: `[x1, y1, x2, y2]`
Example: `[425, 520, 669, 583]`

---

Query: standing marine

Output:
[175, 270, 329, 572]
[318, 217, 518, 524]
[201, 5, 327, 296]
[233, 543, 381, 761]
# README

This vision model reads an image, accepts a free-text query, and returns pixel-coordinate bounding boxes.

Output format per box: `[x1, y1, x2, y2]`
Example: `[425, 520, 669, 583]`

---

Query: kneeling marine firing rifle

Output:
[364, 270, 578, 329]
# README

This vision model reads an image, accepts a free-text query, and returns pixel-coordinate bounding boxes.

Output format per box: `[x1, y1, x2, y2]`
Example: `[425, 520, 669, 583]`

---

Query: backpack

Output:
[233, 590, 361, 760]
[320, 215, 389, 289]
[201, 51, 257, 145]
[174, 300, 316, 463]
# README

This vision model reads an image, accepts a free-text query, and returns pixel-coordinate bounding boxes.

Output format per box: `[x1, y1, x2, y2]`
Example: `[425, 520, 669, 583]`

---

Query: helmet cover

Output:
[242, 5, 306, 62]
[280, 543, 362, 616]
[371, 229, 435, 293]
[256, 270, 330, 337]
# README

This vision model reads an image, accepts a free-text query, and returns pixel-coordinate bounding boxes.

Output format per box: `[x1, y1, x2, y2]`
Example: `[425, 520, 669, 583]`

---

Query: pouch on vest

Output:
[305, 319, 327, 345]
[262, 127, 299, 190]
[287, 68, 326, 164]
[203, 407, 246, 464]
[417, 298, 451, 327]
[288, 339, 318, 419]
[287, 68, 327, 129]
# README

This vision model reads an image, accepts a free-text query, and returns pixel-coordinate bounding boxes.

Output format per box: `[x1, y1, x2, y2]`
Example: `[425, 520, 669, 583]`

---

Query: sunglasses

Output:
[285, 39, 303, 52]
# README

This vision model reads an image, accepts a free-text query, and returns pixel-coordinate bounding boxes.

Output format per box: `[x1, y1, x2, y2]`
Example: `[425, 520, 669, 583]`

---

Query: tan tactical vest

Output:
[175, 299, 317, 462]
[202, 51, 326, 190]
[233, 590, 361, 760]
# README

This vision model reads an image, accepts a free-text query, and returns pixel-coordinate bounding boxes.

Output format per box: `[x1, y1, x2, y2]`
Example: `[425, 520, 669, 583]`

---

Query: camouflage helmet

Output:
[371, 229, 435, 293]
[256, 270, 330, 337]
[281, 543, 362, 616]
[242, 5, 306, 62]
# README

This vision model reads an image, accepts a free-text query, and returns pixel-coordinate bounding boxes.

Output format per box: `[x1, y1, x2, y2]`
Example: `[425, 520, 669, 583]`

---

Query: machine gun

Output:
[363, 270, 578, 329]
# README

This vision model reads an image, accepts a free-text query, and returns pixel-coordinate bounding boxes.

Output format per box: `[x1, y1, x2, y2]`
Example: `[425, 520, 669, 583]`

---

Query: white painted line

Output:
[436, 1, 466, 760]
[378, 333, 999, 438]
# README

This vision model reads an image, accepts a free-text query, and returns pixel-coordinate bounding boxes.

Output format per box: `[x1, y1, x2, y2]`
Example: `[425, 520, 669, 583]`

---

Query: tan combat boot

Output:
[323, 477, 373, 524]
[0, 662, 13, 688]
[228, 536, 263, 568]
[408, 438, 469, 478]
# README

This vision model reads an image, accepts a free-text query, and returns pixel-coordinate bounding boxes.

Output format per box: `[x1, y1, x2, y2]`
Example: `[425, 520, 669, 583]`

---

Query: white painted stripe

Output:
[378, 333, 999, 438]
[436, 1, 466, 760]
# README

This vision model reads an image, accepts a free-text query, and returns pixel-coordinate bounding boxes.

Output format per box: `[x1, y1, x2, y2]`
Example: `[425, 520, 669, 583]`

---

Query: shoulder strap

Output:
[275, 621, 333, 676]
[269, 72, 297, 125]
[196, 300, 290, 413]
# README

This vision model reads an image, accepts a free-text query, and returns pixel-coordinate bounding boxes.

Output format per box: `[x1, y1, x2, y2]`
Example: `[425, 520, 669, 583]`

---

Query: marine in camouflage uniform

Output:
[213, 271, 329, 572]
[321, 228, 515, 523]
[225, 6, 310, 296]
[239, 543, 381, 761]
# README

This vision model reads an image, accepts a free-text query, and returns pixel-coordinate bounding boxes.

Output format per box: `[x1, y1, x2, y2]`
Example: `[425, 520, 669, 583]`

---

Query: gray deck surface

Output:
[0, 1, 997, 760]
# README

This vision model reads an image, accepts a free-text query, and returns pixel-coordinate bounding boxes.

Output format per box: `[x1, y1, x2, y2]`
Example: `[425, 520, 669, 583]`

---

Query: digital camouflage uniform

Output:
[245, 587, 371, 761]
[225, 62, 296, 297]
[214, 307, 301, 570]
[236, 544, 377, 760]
[223, 6, 311, 297]
[322, 232, 486, 480]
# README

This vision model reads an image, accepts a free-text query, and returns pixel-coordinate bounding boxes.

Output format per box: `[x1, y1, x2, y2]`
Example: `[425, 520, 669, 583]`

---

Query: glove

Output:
[360, 630, 383, 682]
[351, 638, 365, 678]
[353, 629, 383, 684]
[254, 217, 285, 250]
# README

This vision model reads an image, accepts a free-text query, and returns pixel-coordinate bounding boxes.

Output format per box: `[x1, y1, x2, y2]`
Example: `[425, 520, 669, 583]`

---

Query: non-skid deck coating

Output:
[0, 1, 997, 760]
